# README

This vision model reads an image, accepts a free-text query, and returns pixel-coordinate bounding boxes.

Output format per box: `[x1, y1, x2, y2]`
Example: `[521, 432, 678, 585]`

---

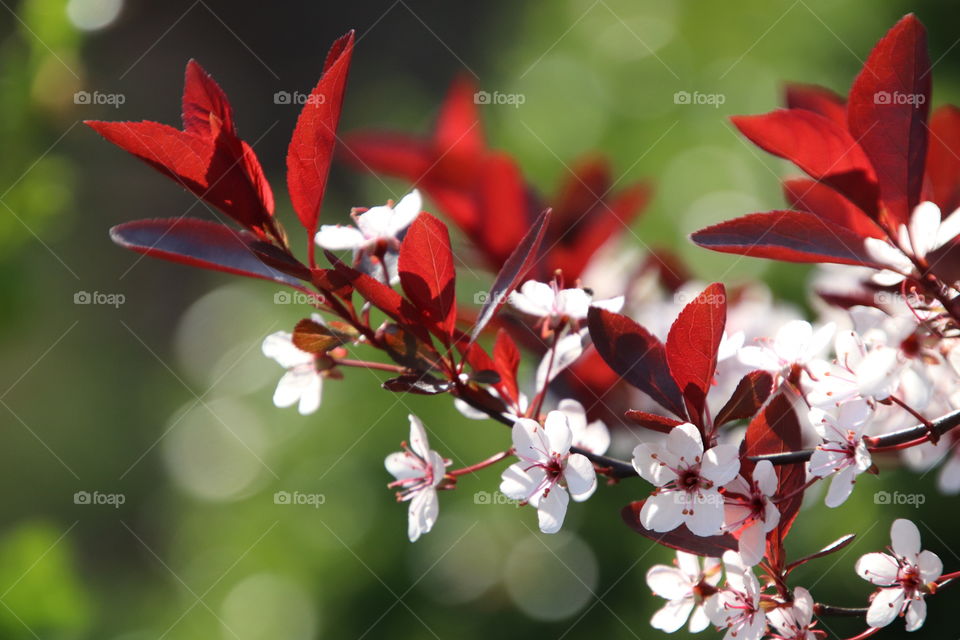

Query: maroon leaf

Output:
[715, 370, 775, 426]
[925, 105, 960, 213]
[665, 282, 726, 425]
[493, 329, 521, 405]
[382, 374, 453, 395]
[469, 208, 552, 343]
[624, 411, 682, 434]
[622, 502, 738, 557]
[587, 308, 687, 419]
[742, 387, 805, 569]
[690, 211, 886, 268]
[399, 213, 458, 342]
[110, 218, 301, 286]
[786, 534, 857, 572]
[782, 178, 884, 239]
[733, 110, 879, 217]
[286, 31, 354, 237]
[848, 14, 931, 228]
[784, 83, 847, 127]
[181, 59, 235, 136]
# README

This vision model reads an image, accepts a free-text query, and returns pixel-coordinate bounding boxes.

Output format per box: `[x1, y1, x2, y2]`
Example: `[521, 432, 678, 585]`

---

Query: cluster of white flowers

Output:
[644, 519, 942, 638]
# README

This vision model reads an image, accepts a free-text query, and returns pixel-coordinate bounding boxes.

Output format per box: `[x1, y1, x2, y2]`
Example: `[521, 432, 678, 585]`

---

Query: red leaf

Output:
[493, 329, 521, 405]
[665, 282, 727, 424]
[690, 211, 886, 267]
[621, 502, 738, 557]
[715, 370, 775, 426]
[398, 213, 458, 341]
[286, 31, 354, 237]
[624, 411, 682, 434]
[733, 109, 878, 217]
[587, 308, 687, 419]
[848, 14, 931, 228]
[382, 374, 453, 395]
[181, 59, 235, 136]
[433, 74, 485, 163]
[110, 218, 301, 286]
[473, 153, 533, 268]
[742, 387, 806, 568]
[784, 83, 847, 127]
[782, 178, 884, 239]
[925, 105, 960, 212]
[469, 208, 551, 342]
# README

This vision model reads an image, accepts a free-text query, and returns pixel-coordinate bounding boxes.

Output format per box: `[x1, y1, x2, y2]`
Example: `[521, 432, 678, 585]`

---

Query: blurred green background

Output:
[1, 0, 958, 638]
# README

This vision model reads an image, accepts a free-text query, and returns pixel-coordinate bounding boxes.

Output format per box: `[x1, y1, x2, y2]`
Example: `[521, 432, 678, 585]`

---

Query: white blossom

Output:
[705, 551, 766, 640]
[722, 460, 780, 566]
[646, 551, 721, 633]
[807, 399, 874, 507]
[385, 415, 450, 542]
[262, 329, 323, 415]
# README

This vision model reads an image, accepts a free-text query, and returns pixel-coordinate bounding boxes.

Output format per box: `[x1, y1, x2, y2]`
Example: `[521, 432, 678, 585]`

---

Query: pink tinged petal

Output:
[704, 592, 729, 626]
[891, 519, 922, 558]
[646, 566, 693, 601]
[865, 237, 914, 273]
[536, 485, 569, 534]
[701, 445, 740, 486]
[512, 418, 548, 463]
[408, 414, 431, 459]
[825, 465, 858, 508]
[676, 551, 702, 580]
[641, 490, 686, 533]
[563, 453, 597, 501]
[856, 552, 900, 586]
[807, 322, 837, 361]
[774, 320, 814, 363]
[500, 463, 539, 502]
[355, 204, 395, 238]
[386, 189, 422, 235]
[669, 423, 705, 462]
[704, 557, 723, 586]
[753, 460, 778, 496]
[591, 295, 625, 313]
[741, 611, 767, 640]
[936, 206, 960, 249]
[544, 410, 573, 455]
[737, 521, 766, 567]
[838, 397, 873, 429]
[428, 451, 448, 489]
[407, 487, 439, 542]
[792, 587, 815, 625]
[855, 348, 901, 399]
[555, 288, 592, 319]
[273, 369, 313, 409]
[763, 502, 780, 531]
[650, 598, 694, 633]
[314, 224, 365, 250]
[904, 595, 927, 632]
[737, 345, 783, 372]
[688, 604, 711, 633]
[809, 447, 845, 477]
[918, 550, 943, 583]
[632, 443, 677, 486]
[557, 399, 588, 432]
[577, 420, 610, 455]
[854, 441, 873, 472]
[385, 451, 421, 482]
[908, 201, 941, 257]
[685, 491, 725, 537]
[866, 587, 904, 628]
[262, 331, 313, 368]
[835, 330, 866, 367]
[509, 280, 556, 317]
[296, 373, 322, 415]
[536, 329, 587, 390]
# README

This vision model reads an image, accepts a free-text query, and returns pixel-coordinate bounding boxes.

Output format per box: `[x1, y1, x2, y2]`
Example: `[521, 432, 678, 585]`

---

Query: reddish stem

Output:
[448, 449, 514, 477]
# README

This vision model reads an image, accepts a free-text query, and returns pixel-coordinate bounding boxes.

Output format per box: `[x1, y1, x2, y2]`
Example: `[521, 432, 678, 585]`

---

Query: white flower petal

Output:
[701, 444, 740, 486]
[856, 552, 900, 586]
[408, 487, 438, 542]
[650, 598, 694, 633]
[825, 465, 858, 508]
[385, 451, 421, 481]
[646, 566, 692, 601]
[500, 463, 538, 501]
[918, 550, 943, 583]
[555, 288, 592, 319]
[387, 190, 422, 235]
[891, 518, 922, 558]
[536, 486, 569, 534]
[564, 453, 597, 501]
[753, 460, 778, 496]
[314, 224, 366, 250]
[668, 423, 705, 462]
[641, 491, 685, 532]
[736, 521, 766, 567]
[408, 414, 431, 460]
[510, 281, 556, 317]
[905, 596, 927, 632]
[262, 331, 313, 368]
[686, 492, 725, 537]
[544, 411, 572, 455]
[909, 201, 941, 257]
[866, 587, 904, 628]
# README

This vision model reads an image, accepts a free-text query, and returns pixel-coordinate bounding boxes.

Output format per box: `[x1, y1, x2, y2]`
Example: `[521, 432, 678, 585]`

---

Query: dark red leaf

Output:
[690, 210, 887, 268]
[848, 14, 931, 228]
[925, 105, 960, 212]
[110, 218, 301, 286]
[733, 109, 879, 216]
[469, 208, 552, 343]
[399, 213, 458, 341]
[665, 282, 727, 425]
[624, 411, 682, 434]
[433, 74, 485, 162]
[622, 502, 738, 557]
[742, 387, 805, 569]
[784, 83, 847, 127]
[182, 59, 235, 136]
[715, 370, 775, 426]
[382, 373, 453, 395]
[286, 31, 354, 236]
[587, 308, 687, 419]
[926, 239, 960, 287]
[493, 329, 521, 404]
[782, 178, 884, 239]
[472, 153, 533, 268]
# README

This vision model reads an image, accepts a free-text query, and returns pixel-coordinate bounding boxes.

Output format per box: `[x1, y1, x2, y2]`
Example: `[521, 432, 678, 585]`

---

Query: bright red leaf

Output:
[399, 213, 458, 342]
